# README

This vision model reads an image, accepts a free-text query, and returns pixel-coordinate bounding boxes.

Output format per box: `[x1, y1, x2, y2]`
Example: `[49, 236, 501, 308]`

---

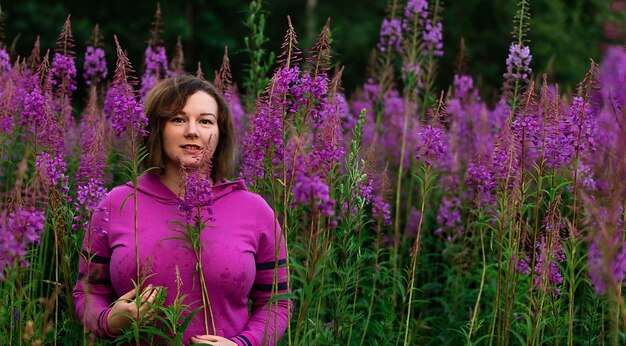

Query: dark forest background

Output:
[1, 0, 624, 104]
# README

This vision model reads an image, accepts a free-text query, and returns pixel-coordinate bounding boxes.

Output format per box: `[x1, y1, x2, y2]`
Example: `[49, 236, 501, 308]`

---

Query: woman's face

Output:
[162, 90, 220, 173]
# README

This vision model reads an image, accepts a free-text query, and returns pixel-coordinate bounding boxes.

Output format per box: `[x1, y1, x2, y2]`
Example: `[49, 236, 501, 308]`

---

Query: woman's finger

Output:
[139, 285, 154, 301]
[192, 334, 219, 342]
[138, 288, 160, 312]
[119, 288, 137, 300]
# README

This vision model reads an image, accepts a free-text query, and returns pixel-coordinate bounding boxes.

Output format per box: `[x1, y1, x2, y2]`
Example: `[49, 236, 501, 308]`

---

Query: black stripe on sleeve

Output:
[77, 273, 112, 285]
[81, 250, 111, 264]
[252, 281, 288, 292]
[97, 309, 107, 331]
[256, 258, 287, 270]
[239, 335, 253, 346]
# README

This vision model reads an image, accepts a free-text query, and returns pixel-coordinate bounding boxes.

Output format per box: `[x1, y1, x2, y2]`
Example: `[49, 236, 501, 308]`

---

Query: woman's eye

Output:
[199, 119, 214, 125]
[172, 117, 185, 123]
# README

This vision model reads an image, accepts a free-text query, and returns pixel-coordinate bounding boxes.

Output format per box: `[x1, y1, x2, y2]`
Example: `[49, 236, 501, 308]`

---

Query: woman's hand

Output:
[107, 285, 159, 335]
[190, 335, 237, 346]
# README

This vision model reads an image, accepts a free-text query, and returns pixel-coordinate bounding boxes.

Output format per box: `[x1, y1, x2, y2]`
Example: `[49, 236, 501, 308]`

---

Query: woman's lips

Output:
[181, 145, 203, 154]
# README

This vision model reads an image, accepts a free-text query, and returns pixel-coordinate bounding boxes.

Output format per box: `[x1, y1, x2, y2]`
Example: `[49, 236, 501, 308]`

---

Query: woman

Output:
[73, 75, 291, 346]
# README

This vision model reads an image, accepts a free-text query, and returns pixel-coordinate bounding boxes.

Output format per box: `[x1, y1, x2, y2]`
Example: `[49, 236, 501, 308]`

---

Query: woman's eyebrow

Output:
[178, 111, 216, 117]
[199, 112, 217, 117]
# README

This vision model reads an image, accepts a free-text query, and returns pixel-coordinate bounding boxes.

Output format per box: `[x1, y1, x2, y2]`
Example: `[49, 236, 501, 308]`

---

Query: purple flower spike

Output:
[83, 46, 108, 85]
[179, 169, 215, 224]
[504, 43, 532, 80]
[35, 151, 68, 188]
[292, 173, 335, 217]
[0, 48, 11, 75]
[111, 35, 149, 138]
[404, 0, 429, 21]
[50, 52, 77, 93]
[423, 21, 444, 57]
[111, 89, 148, 137]
[75, 178, 108, 213]
[141, 45, 170, 98]
[0, 207, 46, 280]
[378, 18, 403, 54]
[414, 125, 448, 166]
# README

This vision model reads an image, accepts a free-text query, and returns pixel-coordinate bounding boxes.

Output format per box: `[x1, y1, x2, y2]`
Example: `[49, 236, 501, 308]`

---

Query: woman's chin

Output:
[182, 161, 211, 172]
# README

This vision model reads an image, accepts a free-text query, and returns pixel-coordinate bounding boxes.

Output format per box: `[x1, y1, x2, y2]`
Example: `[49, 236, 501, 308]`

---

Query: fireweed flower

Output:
[544, 115, 576, 170]
[384, 89, 405, 120]
[75, 178, 107, 213]
[453, 75, 476, 99]
[73, 178, 107, 231]
[310, 106, 344, 175]
[76, 129, 106, 183]
[466, 160, 497, 195]
[275, 66, 300, 94]
[178, 169, 215, 224]
[515, 255, 531, 275]
[0, 48, 11, 75]
[567, 96, 598, 155]
[275, 66, 301, 114]
[363, 78, 380, 101]
[140, 45, 170, 98]
[291, 172, 334, 217]
[240, 69, 292, 185]
[504, 42, 532, 80]
[224, 87, 246, 134]
[489, 97, 512, 132]
[111, 85, 148, 137]
[291, 72, 329, 123]
[358, 178, 375, 204]
[50, 52, 77, 94]
[599, 46, 626, 110]
[490, 128, 519, 185]
[404, 0, 429, 22]
[20, 87, 47, 131]
[447, 75, 492, 164]
[414, 124, 448, 166]
[372, 194, 391, 226]
[83, 46, 108, 85]
[588, 236, 626, 295]
[35, 151, 68, 188]
[405, 207, 422, 237]
[109, 36, 149, 139]
[240, 100, 283, 185]
[0, 207, 46, 280]
[20, 87, 64, 150]
[358, 177, 391, 226]
[533, 238, 565, 294]
[511, 106, 541, 159]
[1, 67, 27, 135]
[377, 18, 403, 54]
[383, 90, 415, 167]
[423, 21, 443, 57]
[402, 63, 424, 91]
[335, 93, 355, 131]
[435, 196, 463, 238]
[575, 162, 597, 191]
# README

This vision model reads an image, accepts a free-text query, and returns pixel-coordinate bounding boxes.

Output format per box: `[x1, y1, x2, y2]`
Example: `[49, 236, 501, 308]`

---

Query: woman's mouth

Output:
[181, 145, 203, 153]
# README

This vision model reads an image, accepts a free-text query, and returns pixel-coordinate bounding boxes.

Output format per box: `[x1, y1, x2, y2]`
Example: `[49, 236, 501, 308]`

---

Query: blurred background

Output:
[1, 0, 624, 104]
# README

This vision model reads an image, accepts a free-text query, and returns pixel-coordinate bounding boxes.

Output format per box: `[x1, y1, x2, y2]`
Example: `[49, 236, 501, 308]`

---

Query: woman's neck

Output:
[159, 165, 214, 197]
[159, 167, 183, 196]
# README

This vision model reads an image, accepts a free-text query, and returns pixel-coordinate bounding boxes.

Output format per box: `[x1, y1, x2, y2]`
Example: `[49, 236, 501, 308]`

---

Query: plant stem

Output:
[467, 226, 487, 345]
[403, 165, 430, 345]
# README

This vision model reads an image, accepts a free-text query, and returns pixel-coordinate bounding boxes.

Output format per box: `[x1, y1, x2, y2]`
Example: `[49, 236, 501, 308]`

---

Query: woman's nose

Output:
[184, 123, 199, 139]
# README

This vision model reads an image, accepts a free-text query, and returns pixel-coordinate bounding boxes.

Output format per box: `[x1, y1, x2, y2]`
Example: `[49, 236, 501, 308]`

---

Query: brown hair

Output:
[142, 75, 236, 181]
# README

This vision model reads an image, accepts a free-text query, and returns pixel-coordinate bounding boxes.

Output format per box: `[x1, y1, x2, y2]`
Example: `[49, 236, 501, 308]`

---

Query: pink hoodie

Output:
[73, 173, 290, 345]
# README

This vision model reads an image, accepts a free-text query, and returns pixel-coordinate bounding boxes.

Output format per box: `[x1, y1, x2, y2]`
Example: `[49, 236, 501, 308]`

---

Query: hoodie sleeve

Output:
[230, 201, 292, 346]
[72, 197, 118, 339]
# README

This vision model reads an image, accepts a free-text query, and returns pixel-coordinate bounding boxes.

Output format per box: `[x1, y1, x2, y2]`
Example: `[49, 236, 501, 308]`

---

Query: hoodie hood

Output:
[127, 173, 248, 206]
